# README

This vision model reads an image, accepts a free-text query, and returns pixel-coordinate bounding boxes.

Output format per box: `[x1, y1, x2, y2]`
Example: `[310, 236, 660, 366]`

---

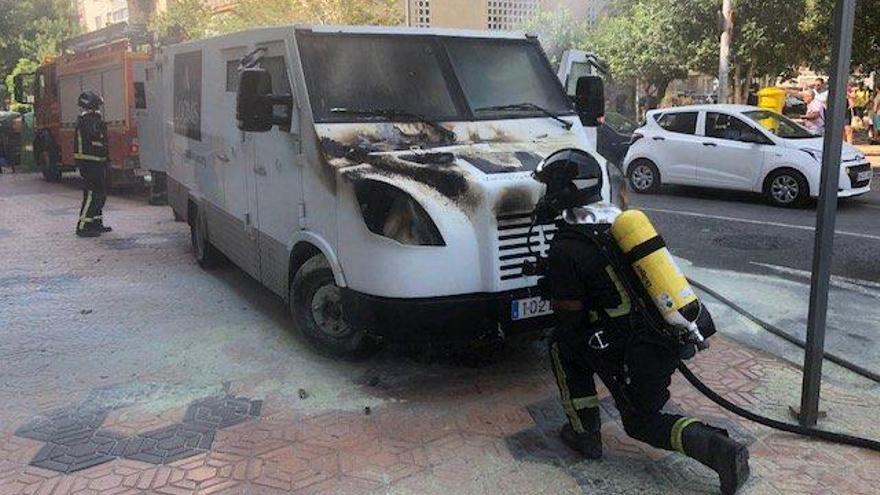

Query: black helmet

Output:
[77, 91, 104, 111]
[532, 148, 603, 223]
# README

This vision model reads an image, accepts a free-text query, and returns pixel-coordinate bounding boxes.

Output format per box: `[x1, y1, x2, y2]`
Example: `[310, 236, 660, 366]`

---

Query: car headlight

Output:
[354, 180, 445, 246]
[800, 148, 822, 162]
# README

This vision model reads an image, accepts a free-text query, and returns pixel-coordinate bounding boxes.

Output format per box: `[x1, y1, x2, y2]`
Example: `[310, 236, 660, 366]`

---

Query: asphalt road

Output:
[628, 179, 880, 284]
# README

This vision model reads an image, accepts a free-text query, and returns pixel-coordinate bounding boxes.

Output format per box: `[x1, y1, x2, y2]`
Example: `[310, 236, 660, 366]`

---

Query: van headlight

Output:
[354, 180, 445, 246]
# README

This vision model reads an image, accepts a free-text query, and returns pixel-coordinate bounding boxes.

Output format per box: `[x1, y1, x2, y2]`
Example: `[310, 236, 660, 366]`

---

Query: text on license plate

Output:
[511, 297, 553, 321]
[857, 170, 872, 182]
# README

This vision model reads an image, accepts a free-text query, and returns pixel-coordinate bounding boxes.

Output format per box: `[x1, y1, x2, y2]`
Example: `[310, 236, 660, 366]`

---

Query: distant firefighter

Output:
[74, 91, 112, 237]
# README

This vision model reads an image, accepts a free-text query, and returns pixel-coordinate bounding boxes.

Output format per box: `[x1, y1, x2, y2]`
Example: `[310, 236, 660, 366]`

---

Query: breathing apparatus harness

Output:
[526, 148, 880, 453]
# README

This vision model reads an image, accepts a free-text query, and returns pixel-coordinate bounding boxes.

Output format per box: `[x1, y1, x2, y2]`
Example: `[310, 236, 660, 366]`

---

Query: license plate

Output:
[511, 297, 553, 321]
[133, 168, 149, 177]
[857, 170, 872, 182]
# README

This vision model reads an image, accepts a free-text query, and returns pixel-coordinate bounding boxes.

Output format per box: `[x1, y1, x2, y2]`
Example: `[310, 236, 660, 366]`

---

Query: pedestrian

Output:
[813, 78, 828, 104]
[532, 150, 750, 495]
[802, 90, 825, 135]
[74, 91, 112, 237]
[845, 84, 855, 144]
[872, 85, 880, 144]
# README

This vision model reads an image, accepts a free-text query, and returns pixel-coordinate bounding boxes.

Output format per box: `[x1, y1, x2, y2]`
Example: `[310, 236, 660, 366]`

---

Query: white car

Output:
[623, 104, 873, 207]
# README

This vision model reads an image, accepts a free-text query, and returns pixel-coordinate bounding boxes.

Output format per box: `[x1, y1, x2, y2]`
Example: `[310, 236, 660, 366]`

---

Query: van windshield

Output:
[296, 31, 574, 123]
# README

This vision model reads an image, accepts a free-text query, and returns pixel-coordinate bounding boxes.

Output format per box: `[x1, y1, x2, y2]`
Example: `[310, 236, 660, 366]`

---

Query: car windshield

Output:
[296, 31, 573, 123]
[743, 110, 814, 139]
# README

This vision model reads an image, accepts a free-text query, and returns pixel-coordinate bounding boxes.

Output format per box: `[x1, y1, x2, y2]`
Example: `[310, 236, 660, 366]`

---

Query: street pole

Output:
[799, 0, 857, 429]
[718, 0, 733, 103]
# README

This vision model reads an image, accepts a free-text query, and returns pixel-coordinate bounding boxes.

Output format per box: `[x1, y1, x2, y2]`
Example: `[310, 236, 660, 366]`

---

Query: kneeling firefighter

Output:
[531, 149, 750, 494]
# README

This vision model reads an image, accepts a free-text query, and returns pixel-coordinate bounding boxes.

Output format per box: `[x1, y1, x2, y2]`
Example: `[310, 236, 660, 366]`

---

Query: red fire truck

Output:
[15, 24, 151, 184]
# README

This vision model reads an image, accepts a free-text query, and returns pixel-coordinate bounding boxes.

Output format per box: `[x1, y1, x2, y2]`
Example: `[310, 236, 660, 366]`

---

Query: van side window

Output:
[656, 112, 697, 135]
[226, 60, 240, 92]
[225, 56, 290, 94]
[261, 56, 291, 95]
[173, 50, 202, 141]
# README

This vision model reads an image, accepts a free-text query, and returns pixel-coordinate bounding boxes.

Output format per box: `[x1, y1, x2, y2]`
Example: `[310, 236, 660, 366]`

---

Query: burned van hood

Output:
[315, 119, 587, 213]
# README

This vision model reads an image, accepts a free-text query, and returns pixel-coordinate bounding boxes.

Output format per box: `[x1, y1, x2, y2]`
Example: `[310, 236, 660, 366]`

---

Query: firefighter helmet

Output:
[77, 91, 104, 111]
[532, 148, 604, 222]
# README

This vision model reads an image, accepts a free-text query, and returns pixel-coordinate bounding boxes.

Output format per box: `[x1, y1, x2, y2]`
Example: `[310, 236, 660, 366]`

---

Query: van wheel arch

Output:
[288, 244, 376, 358]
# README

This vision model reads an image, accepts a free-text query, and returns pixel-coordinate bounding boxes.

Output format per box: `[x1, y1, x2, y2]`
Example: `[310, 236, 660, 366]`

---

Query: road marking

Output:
[642, 207, 880, 241]
[751, 262, 880, 297]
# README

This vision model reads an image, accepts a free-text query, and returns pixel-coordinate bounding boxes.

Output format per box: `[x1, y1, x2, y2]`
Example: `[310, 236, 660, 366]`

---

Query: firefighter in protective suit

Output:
[533, 149, 750, 495]
[74, 91, 112, 237]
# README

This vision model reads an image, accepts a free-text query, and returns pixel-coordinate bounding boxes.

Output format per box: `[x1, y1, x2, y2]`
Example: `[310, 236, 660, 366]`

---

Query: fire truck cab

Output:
[16, 24, 151, 184]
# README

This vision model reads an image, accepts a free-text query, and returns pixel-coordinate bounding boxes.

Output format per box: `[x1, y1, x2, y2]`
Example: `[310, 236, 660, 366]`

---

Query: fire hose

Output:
[680, 278, 880, 452]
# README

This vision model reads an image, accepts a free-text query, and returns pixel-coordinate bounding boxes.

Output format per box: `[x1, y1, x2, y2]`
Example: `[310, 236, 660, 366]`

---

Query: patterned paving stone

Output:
[13, 392, 262, 474]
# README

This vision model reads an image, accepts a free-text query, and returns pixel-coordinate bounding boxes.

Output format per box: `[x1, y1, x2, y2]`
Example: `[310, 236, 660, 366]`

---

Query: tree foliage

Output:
[516, 8, 589, 66]
[150, 0, 216, 41]
[0, 0, 79, 108]
[586, 0, 714, 98]
[802, 0, 880, 73]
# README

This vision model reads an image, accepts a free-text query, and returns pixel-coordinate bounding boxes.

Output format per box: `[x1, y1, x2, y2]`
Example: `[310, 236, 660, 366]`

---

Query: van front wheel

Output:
[290, 256, 376, 358]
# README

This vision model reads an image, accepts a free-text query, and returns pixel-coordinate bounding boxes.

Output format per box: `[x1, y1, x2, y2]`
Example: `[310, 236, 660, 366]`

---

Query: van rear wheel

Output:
[190, 208, 224, 269]
[290, 256, 376, 358]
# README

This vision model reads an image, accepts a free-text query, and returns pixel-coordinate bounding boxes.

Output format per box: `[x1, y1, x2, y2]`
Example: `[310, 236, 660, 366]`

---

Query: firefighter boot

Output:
[559, 407, 602, 459]
[681, 423, 750, 495]
[76, 227, 101, 238]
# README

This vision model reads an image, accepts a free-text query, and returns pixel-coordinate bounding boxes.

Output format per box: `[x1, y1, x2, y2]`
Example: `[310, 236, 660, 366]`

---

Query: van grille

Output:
[848, 163, 872, 188]
[497, 213, 556, 282]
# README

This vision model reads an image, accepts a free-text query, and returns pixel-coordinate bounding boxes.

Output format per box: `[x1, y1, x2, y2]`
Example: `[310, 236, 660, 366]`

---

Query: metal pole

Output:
[718, 0, 733, 103]
[799, 0, 857, 428]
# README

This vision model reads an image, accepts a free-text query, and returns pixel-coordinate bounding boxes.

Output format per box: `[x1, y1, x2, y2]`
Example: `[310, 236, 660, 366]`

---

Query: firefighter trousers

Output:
[77, 162, 107, 233]
[549, 329, 699, 453]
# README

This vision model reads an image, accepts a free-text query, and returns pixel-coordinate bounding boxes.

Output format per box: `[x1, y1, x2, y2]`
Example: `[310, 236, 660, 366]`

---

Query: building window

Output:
[415, 0, 431, 27]
[487, 0, 541, 31]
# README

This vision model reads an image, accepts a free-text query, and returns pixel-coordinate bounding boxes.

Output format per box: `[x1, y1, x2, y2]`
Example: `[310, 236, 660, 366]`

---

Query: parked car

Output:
[598, 111, 638, 167]
[623, 104, 873, 207]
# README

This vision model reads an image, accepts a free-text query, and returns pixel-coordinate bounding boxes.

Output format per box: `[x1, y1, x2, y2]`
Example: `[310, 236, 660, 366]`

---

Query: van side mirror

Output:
[575, 76, 605, 127]
[236, 67, 292, 132]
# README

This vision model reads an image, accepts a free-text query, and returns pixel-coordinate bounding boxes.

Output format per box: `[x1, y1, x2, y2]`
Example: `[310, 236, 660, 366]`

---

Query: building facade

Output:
[76, 0, 170, 32]
[405, 0, 609, 30]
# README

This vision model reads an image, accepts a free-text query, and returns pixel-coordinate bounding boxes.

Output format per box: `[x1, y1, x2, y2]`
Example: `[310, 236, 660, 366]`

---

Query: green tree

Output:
[517, 8, 590, 66]
[217, 0, 403, 33]
[802, 0, 880, 73]
[150, 0, 216, 41]
[0, 0, 79, 110]
[586, 0, 715, 101]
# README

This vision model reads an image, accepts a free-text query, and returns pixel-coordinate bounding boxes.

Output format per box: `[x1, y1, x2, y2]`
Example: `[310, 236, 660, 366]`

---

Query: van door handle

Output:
[652, 136, 665, 141]
[254, 166, 267, 176]
[702, 142, 717, 147]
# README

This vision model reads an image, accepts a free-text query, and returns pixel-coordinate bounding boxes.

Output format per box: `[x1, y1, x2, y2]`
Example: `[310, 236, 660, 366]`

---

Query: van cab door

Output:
[249, 39, 303, 296]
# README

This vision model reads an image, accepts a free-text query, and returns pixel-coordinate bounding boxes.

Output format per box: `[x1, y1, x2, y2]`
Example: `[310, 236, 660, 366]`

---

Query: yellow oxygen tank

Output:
[611, 210, 708, 348]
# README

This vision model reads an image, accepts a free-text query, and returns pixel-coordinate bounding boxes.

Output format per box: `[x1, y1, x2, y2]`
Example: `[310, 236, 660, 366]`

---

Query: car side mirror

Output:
[236, 67, 292, 132]
[575, 75, 605, 127]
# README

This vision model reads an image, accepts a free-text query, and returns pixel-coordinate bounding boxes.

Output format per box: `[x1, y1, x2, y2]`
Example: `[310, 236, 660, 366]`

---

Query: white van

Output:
[155, 25, 610, 356]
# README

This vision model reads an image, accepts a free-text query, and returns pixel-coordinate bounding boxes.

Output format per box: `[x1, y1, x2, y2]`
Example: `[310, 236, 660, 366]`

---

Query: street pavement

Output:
[1, 172, 879, 495]
[627, 177, 880, 382]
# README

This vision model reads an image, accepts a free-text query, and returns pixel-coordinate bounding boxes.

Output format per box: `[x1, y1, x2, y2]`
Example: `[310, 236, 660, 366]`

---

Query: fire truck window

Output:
[134, 82, 147, 109]
[226, 60, 240, 92]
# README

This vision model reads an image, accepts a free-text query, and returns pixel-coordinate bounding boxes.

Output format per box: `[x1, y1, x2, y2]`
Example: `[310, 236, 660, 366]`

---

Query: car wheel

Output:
[37, 148, 61, 182]
[290, 255, 377, 358]
[765, 169, 808, 208]
[190, 208, 224, 269]
[628, 160, 661, 193]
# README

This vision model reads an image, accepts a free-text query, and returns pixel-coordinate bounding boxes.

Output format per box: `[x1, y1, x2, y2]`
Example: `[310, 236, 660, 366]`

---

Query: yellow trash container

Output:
[756, 87, 786, 133]
[757, 87, 786, 113]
